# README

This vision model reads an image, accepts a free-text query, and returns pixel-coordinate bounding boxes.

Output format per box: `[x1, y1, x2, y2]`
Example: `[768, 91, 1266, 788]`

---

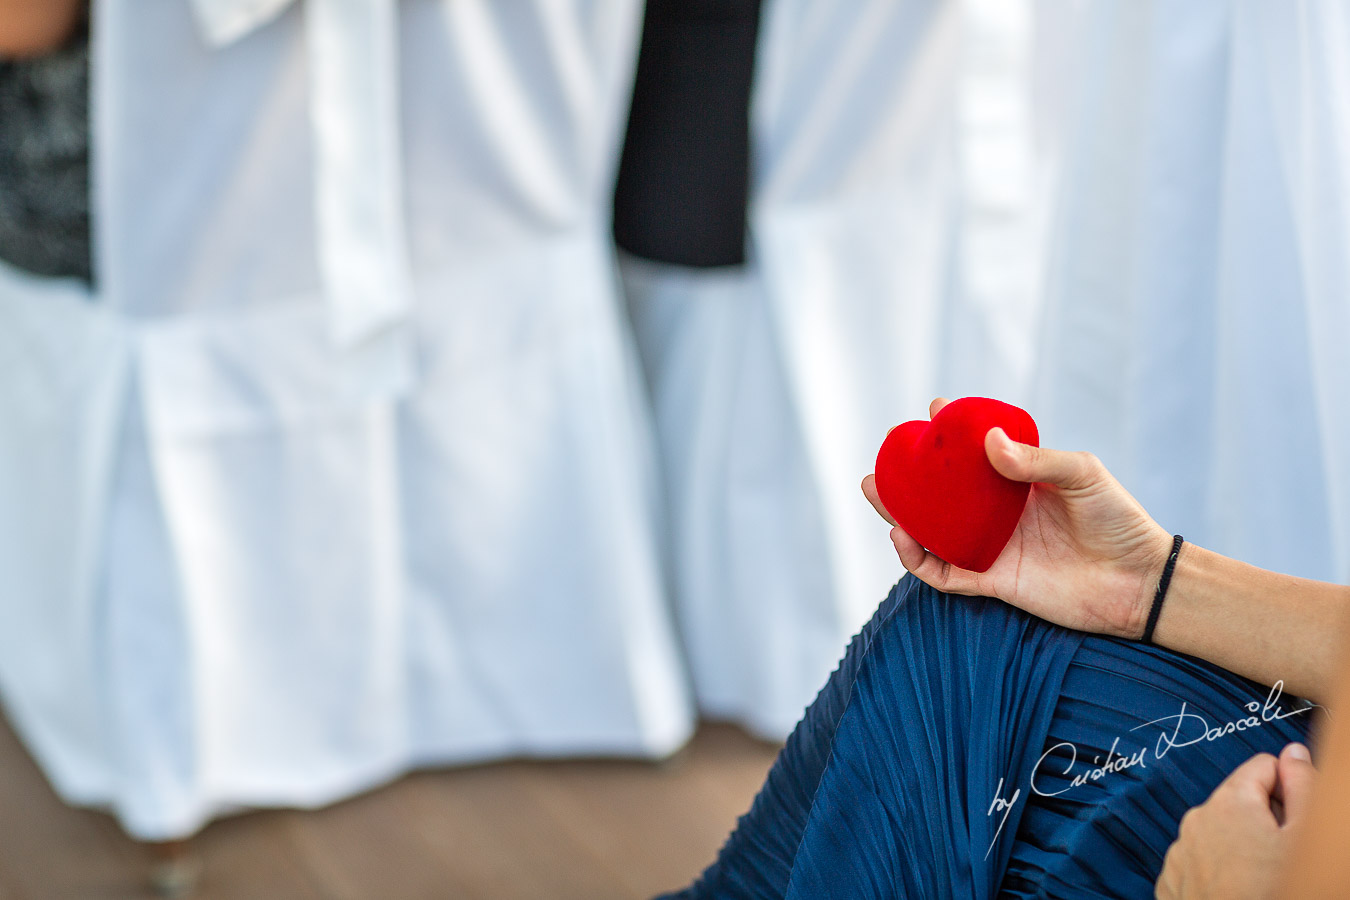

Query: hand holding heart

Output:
[863, 397, 1175, 639]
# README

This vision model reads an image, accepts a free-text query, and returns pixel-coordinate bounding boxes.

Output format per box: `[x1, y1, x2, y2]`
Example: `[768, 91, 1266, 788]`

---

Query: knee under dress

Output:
[661, 575, 1316, 899]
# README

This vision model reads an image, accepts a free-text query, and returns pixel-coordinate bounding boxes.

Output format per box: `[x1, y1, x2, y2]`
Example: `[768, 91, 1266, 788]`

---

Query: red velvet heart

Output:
[873, 397, 1039, 573]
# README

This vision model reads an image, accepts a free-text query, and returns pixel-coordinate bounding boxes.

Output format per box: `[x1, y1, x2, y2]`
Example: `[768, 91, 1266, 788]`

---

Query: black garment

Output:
[0, 25, 93, 285]
[613, 0, 762, 268]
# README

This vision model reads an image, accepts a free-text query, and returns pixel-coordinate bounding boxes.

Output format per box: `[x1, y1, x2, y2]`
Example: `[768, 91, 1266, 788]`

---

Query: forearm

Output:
[1151, 543, 1350, 705]
[0, 0, 83, 58]
[1280, 635, 1350, 895]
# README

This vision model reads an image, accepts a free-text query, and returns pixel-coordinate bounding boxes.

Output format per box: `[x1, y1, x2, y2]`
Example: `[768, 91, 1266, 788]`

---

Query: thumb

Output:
[1276, 742, 1317, 826]
[985, 428, 1102, 491]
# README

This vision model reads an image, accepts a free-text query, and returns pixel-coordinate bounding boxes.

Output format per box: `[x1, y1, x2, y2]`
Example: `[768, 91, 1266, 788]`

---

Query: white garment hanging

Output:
[0, 0, 692, 839]
[623, 0, 1057, 736]
[191, 0, 414, 394]
[1031, 0, 1350, 584]
[621, 255, 836, 739]
[638, 0, 1348, 743]
[751, 0, 1059, 631]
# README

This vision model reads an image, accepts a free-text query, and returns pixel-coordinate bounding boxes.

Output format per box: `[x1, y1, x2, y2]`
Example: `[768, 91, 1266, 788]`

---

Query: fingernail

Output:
[1286, 742, 1311, 762]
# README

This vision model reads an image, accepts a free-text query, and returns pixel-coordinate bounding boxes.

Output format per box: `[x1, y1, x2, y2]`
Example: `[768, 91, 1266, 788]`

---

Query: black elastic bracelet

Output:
[1142, 535, 1184, 644]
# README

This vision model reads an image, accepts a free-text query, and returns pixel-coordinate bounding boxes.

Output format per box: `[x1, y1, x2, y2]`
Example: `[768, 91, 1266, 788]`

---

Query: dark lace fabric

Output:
[0, 24, 93, 285]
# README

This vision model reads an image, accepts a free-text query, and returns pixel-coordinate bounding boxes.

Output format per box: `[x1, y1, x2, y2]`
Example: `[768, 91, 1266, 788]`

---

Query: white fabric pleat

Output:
[0, 0, 691, 839]
[624, 0, 1054, 737]
[191, 0, 415, 394]
[750, 0, 1050, 663]
[0, 262, 127, 807]
[620, 255, 837, 739]
[303, 0, 408, 349]
[649, 0, 1348, 742]
[1032, 0, 1350, 583]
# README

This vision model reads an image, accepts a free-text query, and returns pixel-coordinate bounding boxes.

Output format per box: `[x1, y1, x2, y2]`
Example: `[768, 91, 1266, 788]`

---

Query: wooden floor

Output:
[0, 715, 780, 899]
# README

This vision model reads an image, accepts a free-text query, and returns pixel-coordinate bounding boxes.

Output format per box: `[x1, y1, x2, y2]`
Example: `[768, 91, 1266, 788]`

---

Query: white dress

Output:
[0, 0, 691, 839]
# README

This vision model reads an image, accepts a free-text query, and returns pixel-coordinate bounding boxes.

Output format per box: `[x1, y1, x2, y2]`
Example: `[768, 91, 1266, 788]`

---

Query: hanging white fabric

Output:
[749, 0, 1047, 647]
[955, 0, 1039, 392]
[623, 0, 1049, 739]
[620, 255, 837, 739]
[191, 0, 414, 394]
[0, 0, 691, 840]
[1030, 0, 1350, 584]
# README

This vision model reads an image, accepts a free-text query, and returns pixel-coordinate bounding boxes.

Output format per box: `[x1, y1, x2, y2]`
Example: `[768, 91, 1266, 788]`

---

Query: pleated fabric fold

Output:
[781, 578, 1083, 899]
[661, 575, 1315, 899]
[999, 639, 1313, 898]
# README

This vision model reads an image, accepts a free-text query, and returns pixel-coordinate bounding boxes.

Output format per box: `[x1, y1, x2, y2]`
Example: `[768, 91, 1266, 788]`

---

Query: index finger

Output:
[862, 474, 898, 527]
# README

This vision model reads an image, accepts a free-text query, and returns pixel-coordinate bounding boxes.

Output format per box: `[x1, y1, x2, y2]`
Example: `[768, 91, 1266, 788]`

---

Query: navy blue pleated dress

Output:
[661, 575, 1315, 899]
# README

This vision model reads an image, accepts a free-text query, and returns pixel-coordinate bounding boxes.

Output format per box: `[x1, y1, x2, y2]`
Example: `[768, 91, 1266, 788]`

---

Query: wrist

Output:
[1140, 534, 1185, 643]
[1123, 528, 1178, 641]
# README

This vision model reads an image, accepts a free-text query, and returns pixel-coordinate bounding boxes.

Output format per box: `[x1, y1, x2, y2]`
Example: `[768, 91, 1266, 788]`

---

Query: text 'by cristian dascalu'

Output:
[983, 680, 1314, 859]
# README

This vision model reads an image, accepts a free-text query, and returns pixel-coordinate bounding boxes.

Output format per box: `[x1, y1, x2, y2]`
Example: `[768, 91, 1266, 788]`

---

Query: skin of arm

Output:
[862, 397, 1350, 705]
[0, 0, 84, 58]
[1152, 543, 1350, 708]
[1279, 644, 1350, 896]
